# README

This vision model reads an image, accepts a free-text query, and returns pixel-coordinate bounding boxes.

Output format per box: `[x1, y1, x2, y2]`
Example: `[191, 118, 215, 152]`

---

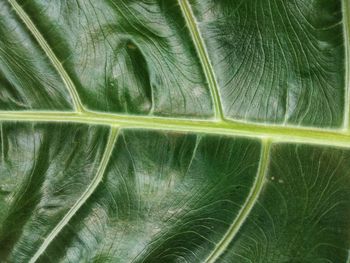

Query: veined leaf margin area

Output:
[2, 0, 350, 262]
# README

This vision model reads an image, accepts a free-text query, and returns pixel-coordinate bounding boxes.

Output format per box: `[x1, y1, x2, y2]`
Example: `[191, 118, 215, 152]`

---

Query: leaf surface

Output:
[0, 0, 349, 262]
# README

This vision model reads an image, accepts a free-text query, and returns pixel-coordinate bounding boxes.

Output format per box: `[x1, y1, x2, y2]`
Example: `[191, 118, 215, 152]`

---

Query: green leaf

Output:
[0, 0, 349, 262]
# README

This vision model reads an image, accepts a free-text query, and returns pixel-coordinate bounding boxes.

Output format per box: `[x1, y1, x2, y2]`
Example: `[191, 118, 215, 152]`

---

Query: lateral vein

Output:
[343, 0, 350, 130]
[178, 0, 224, 120]
[7, 0, 85, 113]
[29, 127, 119, 263]
[204, 139, 271, 263]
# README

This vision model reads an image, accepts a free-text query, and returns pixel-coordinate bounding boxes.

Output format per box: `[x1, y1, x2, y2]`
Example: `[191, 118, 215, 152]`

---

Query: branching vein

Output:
[29, 127, 119, 263]
[343, 0, 350, 130]
[204, 139, 271, 263]
[178, 0, 224, 120]
[7, 0, 85, 113]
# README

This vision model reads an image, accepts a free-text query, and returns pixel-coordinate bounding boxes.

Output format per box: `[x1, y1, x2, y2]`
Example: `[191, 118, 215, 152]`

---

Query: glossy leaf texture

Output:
[0, 0, 349, 262]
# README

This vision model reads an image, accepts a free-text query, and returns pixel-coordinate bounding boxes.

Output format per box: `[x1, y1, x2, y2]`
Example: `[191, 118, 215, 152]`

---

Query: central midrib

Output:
[1, 110, 350, 148]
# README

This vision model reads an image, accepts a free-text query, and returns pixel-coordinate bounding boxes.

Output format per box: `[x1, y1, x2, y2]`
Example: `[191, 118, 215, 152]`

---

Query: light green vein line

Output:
[7, 0, 84, 113]
[29, 127, 119, 263]
[178, 0, 224, 120]
[205, 139, 271, 263]
[1, 111, 350, 148]
[343, 0, 350, 130]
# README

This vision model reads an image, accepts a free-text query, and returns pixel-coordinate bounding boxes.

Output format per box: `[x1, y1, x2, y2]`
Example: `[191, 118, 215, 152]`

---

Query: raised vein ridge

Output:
[7, 0, 85, 113]
[178, 0, 224, 120]
[29, 127, 119, 263]
[205, 139, 271, 263]
[343, 0, 350, 130]
[1, 110, 350, 148]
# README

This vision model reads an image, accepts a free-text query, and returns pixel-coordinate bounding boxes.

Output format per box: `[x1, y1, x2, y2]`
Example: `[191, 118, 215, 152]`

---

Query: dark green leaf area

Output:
[0, 123, 109, 262]
[0, 2, 73, 110]
[14, 0, 213, 117]
[39, 130, 261, 262]
[221, 143, 350, 263]
[191, 0, 345, 127]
